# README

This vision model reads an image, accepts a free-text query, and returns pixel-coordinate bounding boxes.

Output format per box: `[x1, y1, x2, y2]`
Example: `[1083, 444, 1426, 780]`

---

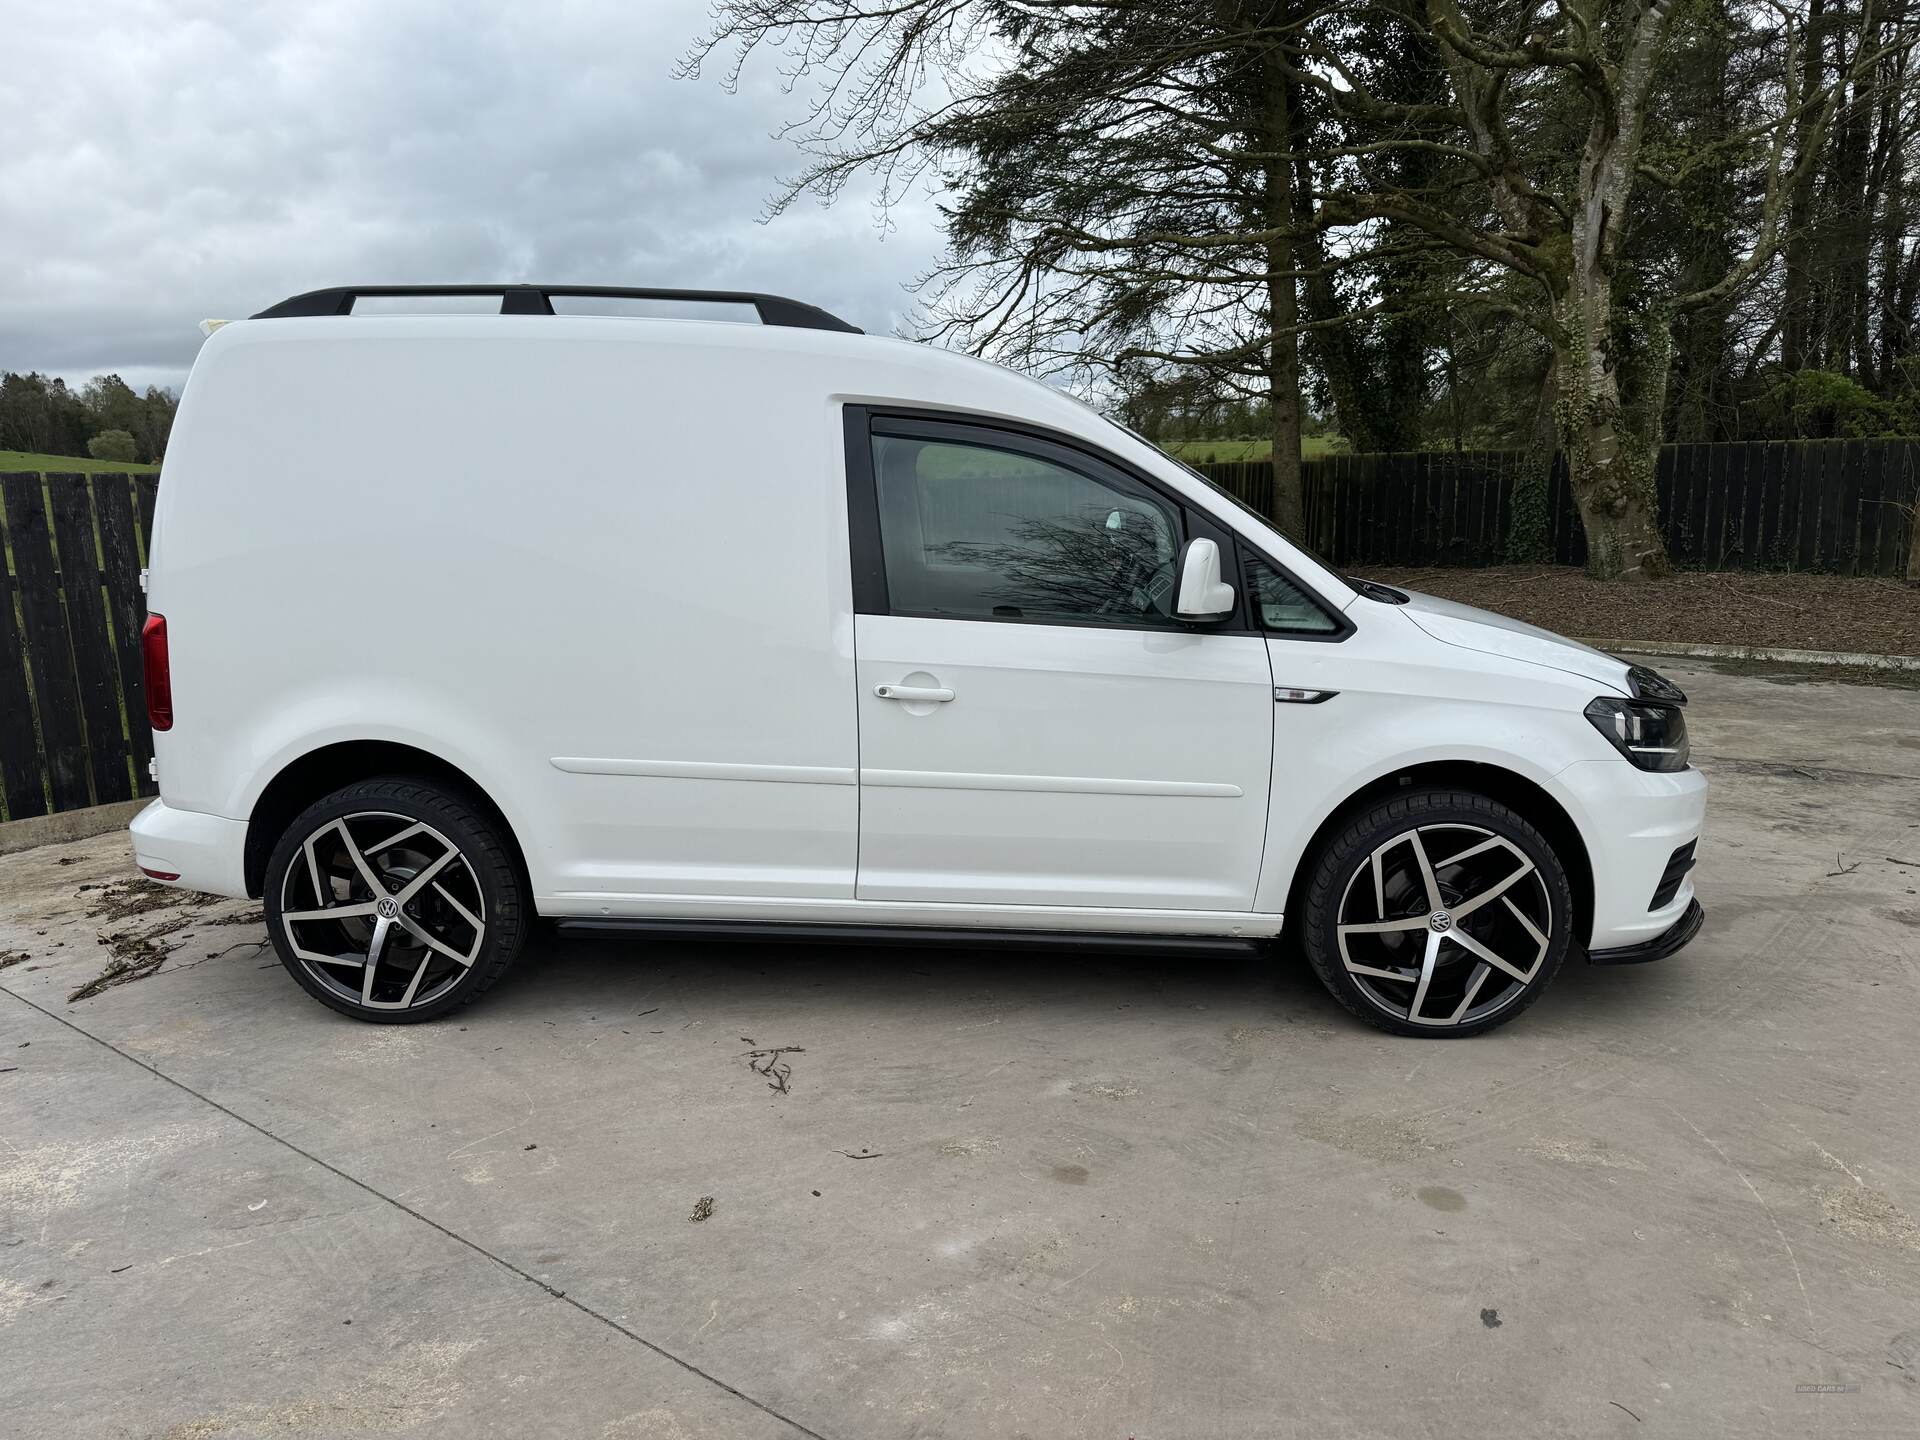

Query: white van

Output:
[130, 285, 1705, 1035]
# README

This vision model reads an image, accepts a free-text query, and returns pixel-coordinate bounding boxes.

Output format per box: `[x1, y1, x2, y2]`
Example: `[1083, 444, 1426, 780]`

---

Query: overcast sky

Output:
[0, 0, 948, 395]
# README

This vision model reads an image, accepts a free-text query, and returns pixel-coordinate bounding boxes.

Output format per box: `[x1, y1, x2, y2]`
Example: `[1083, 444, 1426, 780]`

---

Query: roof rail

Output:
[250, 285, 863, 334]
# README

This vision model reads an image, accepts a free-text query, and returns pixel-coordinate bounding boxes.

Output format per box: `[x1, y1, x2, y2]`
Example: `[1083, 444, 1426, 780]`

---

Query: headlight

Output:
[1585, 697, 1690, 771]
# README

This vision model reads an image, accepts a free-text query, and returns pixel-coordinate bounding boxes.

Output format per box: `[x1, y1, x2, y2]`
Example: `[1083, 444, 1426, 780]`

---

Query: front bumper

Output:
[1588, 897, 1704, 965]
[1551, 759, 1707, 952]
[129, 799, 250, 898]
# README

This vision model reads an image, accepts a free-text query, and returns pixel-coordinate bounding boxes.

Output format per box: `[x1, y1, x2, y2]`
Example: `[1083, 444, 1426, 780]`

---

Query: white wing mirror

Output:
[1174, 537, 1236, 620]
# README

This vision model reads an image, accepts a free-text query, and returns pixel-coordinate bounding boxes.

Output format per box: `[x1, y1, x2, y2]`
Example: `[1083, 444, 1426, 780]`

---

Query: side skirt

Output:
[554, 918, 1269, 957]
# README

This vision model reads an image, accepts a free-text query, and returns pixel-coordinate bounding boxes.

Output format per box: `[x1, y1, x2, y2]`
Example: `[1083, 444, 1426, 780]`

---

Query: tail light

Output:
[142, 614, 173, 731]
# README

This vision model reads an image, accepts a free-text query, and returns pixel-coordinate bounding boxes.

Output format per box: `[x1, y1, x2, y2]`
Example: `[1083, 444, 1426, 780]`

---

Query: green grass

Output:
[0, 450, 158, 475]
[1159, 436, 1342, 464]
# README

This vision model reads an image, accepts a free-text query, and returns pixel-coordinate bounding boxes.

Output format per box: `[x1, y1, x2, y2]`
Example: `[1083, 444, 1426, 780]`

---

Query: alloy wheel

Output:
[1334, 822, 1553, 1029]
[277, 810, 487, 1013]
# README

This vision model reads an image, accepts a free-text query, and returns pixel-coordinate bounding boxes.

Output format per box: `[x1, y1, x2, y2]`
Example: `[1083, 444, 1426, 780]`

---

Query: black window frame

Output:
[1237, 549, 1352, 641]
[842, 405, 1354, 642]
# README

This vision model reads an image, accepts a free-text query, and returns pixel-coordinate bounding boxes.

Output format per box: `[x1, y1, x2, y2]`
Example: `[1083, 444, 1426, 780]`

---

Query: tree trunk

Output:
[1565, 437, 1668, 579]
[1668, 0, 1736, 443]
[1873, 49, 1910, 381]
[1262, 45, 1305, 538]
[1557, 0, 1675, 583]
[1506, 349, 1559, 563]
[1781, 0, 1828, 371]
[1826, 25, 1876, 383]
[1267, 259, 1305, 539]
[1554, 288, 1671, 582]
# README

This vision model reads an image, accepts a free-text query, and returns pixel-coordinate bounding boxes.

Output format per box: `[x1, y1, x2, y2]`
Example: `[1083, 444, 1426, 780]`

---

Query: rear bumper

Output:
[128, 799, 249, 898]
[1588, 898, 1704, 965]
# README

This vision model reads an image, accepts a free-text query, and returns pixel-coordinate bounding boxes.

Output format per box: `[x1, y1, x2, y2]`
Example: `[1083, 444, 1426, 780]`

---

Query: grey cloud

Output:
[0, 0, 946, 393]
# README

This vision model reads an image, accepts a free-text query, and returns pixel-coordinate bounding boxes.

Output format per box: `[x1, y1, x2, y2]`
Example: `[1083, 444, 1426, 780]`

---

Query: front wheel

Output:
[1299, 788, 1573, 1037]
[263, 776, 528, 1023]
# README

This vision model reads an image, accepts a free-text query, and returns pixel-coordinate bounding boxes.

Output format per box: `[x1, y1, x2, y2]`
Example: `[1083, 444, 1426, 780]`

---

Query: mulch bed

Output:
[1356, 567, 1920, 658]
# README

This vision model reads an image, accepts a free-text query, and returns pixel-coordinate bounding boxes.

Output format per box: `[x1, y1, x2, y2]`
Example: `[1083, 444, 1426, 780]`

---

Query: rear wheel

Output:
[263, 777, 527, 1023]
[1299, 788, 1572, 1037]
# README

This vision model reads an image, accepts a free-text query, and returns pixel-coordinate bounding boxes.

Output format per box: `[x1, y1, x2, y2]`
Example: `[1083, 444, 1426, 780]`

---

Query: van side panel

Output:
[152, 319, 858, 904]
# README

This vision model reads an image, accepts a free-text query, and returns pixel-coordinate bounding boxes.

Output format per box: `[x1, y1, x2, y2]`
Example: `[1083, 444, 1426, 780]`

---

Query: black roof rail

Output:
[250, 285, 863, 334]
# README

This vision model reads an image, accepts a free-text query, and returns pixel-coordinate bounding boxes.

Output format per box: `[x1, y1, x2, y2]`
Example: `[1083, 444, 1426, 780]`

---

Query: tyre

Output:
[263, 776, 528, 1023]
[1299, 788, 1573, 1037]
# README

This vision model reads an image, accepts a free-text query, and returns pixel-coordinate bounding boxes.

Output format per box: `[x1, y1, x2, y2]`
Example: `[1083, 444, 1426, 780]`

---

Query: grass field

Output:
[0, 450, 159, 475]
[1159, 436, 1342, 463]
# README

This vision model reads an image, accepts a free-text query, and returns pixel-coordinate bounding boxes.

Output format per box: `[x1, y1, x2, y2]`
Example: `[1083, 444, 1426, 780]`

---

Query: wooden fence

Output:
[1200, 438, 1920, 575]
[1, 439, 1915, 822]
[1, 471, 159, 822]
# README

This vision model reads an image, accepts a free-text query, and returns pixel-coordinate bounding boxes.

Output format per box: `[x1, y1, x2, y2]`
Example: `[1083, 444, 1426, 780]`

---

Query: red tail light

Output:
[142, 614, 173, 731]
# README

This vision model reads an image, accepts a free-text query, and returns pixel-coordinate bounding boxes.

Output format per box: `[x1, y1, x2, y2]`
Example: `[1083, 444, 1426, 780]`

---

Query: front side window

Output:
[1244, 554, 1342, 635]
[871, 431, 1182, 627]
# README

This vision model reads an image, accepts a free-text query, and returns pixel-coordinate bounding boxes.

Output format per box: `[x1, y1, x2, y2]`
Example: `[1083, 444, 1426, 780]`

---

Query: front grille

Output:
[1650, 840, 1697, 910]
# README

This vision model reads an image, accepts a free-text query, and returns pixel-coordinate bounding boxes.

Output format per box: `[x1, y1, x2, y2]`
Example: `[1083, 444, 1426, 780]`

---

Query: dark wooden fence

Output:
[1, 471, 160, 822]
[1200, 438, 1920, 575]
[1, 439, 1915, 822]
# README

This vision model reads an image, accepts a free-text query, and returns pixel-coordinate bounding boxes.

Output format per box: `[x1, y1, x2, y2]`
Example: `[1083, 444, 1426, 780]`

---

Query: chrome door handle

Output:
[874, 684, 955, 703]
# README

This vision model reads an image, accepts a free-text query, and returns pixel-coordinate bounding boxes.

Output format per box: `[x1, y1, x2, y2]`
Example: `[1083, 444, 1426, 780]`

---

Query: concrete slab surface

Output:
[3, 659, 1918, 1439]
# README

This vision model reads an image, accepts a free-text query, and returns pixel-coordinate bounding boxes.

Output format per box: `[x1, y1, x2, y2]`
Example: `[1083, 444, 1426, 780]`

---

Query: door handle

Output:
[875, 683, 955, 703]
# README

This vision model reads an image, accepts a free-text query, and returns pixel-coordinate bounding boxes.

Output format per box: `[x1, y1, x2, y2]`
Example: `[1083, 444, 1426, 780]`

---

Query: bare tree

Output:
[685, 0, 1915, 578]
[1301, 0, 1913, 576]
[682, 1, 1332, 535]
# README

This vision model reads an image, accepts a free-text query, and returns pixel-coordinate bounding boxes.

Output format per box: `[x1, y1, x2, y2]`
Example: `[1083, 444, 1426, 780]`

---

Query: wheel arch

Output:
[1282, 760, 1595, 949]
[243, 740, 532, 901]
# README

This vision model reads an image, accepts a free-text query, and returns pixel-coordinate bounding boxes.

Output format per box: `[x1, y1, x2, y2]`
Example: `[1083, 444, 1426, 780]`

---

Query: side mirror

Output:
[1175, 537, 1236, 620]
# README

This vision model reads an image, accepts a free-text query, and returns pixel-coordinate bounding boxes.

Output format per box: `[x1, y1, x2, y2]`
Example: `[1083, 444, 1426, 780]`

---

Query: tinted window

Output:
[1244, 554, 1340, 635]
[871, 433, 1182, 627]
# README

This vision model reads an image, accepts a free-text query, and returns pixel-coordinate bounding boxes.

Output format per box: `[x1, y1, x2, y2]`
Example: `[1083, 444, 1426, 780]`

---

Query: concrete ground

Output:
[3, 659, 1918, 1440]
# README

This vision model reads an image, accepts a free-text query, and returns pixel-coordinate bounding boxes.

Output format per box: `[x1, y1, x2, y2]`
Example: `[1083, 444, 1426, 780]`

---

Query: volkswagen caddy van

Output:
[130, 285, 1706, 1035]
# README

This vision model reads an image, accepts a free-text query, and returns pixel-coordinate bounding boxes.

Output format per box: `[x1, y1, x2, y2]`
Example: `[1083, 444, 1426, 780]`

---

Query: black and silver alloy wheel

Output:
[1302, 789, 1573, 1037]
[264, 777, 527, 1022]
[279, 811, 485, 1011]
[1336, 823, 1552, 1028]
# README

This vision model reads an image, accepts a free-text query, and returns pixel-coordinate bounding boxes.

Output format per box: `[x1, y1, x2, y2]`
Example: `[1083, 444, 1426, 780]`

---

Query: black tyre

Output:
[263, 776, 528, 1023]
[1300, 788, 1573, 1037]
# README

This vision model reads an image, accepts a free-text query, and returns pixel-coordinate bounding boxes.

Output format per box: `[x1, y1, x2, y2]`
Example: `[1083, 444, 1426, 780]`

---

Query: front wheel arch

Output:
[1282, 761, 1594, 952]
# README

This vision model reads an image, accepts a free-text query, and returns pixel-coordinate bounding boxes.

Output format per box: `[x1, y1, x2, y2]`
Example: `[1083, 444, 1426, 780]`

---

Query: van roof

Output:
[192, 296, 1358, 609]
[251, 285, 862, 334]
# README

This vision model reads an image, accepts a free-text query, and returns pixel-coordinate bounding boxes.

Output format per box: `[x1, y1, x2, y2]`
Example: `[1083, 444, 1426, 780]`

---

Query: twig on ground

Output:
[1827, 855, 1861, 877]
[1609, 1400, 1643, 1422]
[742, 1046, 805, 1094]
[836, 1149, 884, 1159]
[173, 940, 271, 972]
[1888, 856, 1920, 868]
[69, 917, 194, 1001]
[1709, 573, 1805, 612]
[203, 910, 265, 928]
